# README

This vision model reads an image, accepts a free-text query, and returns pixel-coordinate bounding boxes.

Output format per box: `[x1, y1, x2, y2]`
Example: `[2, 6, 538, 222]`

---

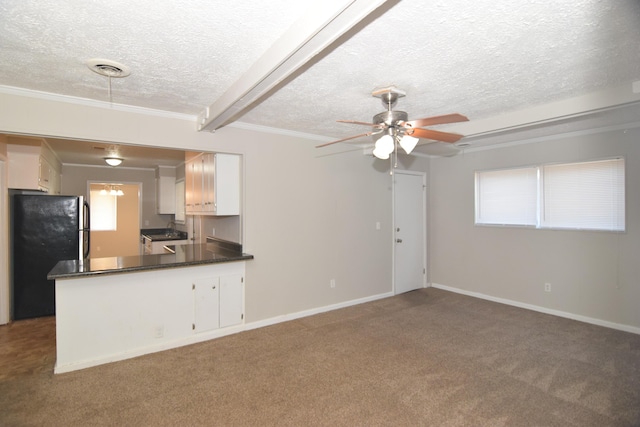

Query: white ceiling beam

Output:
[451, 81, 640, 139]
[197, 0, 391, 132]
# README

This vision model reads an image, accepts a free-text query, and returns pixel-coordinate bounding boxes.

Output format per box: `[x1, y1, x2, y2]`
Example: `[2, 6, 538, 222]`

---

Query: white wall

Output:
[429, 128, 640, 331]
[0, 91, 396, 323]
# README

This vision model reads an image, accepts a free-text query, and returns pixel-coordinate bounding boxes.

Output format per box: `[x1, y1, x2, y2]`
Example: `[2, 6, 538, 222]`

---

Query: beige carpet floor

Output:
[1, 287, 639, 426]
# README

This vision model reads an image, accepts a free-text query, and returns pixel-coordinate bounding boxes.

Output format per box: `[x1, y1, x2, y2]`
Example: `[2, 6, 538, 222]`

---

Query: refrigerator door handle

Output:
[83, 201, 91, 259]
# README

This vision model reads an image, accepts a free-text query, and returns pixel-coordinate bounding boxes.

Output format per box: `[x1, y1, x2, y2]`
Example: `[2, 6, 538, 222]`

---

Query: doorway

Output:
[393, 171, 426, 294]
[88, 182, 141, 257]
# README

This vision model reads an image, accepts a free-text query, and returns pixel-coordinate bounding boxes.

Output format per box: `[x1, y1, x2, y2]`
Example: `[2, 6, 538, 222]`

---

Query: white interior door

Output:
[393, 171, 426, 294]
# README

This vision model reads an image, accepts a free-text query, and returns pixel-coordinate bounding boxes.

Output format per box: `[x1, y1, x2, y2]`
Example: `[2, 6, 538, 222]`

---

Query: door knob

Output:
[396, 238, 403, 243]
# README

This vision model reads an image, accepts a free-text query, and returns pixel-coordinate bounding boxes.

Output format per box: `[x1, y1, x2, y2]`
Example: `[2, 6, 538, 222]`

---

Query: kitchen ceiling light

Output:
[104, 157, 123, 167]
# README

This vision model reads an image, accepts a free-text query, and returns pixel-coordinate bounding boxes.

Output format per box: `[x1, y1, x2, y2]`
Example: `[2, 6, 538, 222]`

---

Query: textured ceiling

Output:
[1, 0, 640, 161]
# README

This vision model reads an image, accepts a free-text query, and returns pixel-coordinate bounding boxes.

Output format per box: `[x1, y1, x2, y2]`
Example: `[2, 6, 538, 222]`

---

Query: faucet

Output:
[166, 219, 176, 230]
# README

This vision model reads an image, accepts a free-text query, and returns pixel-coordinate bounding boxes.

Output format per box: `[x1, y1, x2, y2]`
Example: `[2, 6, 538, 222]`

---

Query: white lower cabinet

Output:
[220, 274, 244, 328]
[192, 274, 243, 333]
[193, 277, 220, 332]
[54, 262, 247, 373]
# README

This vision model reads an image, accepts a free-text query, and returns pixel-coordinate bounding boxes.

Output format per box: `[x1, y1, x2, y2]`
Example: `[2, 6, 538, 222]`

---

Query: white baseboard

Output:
[244, 291, 395, 331]
[431, 283, 640, 335]
[54, 324, 246, 374]
[54, 291, 395, 374]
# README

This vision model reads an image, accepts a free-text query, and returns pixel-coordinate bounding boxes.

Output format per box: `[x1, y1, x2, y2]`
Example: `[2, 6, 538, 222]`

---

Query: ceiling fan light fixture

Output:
[376, 134, 394, 153]
[399, 134, 419, 154]
[104, 157, 123, 167]
[372, 145, 391, 160]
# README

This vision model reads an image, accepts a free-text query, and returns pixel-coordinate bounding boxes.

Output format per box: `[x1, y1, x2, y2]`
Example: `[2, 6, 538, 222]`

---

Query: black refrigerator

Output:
[9, 190, 90, 320]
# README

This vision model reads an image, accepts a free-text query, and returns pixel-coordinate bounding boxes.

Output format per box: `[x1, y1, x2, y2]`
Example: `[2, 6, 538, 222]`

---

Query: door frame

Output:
[392, 170, 427, 294]
[0, 157, 9, 324]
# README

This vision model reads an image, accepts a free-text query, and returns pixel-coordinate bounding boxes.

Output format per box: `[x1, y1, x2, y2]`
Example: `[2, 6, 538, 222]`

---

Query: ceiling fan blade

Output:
[337, 120, 384, 128]
[402, 113, 469, 128]
[316, 131, 376, 148]
[407, 127, 465, 143]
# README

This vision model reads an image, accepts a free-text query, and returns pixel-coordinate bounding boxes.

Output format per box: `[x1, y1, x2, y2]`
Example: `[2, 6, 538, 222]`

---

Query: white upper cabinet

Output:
[185, 153, 240, 216]
[175, 179, 186, 224]
[7, 140, 61, 194]
[156, 166, 176, 214]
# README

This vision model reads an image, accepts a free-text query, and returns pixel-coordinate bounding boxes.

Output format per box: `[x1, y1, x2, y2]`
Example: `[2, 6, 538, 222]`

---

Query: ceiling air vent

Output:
[86, 58, 131, 78]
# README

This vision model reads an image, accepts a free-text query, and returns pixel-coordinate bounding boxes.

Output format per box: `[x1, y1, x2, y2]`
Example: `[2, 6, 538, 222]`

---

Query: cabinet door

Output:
[185, 156, 203, 213]
[202, 153, 215, 212]
[156, 165, 177, 214]
[193, 156, 203, 212]
[219, 274, 243, 328]
[213, 153, 240, 215]
[175, 179, 186, 223]
[185, 159, 194, 212]
[38, 157, 51, 191]
[193, 277, 220, 332]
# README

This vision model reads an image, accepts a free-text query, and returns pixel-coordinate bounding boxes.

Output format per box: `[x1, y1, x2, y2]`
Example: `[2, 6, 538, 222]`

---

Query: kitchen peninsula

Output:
[48, 238, 253, 373]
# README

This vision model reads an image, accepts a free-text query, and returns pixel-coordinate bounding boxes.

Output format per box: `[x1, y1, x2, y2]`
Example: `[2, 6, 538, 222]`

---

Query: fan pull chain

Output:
[394, 137, 398, 169]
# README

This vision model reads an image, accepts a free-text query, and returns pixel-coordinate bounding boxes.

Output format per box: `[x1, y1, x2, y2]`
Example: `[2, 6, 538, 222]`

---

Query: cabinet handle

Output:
[212, 286, 216, 290]
[192, 323, 195, 330]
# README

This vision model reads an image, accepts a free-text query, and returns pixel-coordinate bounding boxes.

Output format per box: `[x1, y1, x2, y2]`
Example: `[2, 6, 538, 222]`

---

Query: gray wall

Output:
[428, 128, 640, 330]
[0, 91, 398, 324]
[61, 165, 171, 229]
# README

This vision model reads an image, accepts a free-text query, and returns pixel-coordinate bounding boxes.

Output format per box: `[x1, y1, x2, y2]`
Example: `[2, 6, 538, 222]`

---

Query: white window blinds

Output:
[541, 158, 625, 231]
[475, 167, 538, 226]
[475, 158, 625, 231]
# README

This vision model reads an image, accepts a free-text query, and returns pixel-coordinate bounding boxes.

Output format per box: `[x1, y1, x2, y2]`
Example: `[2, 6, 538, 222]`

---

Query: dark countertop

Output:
[140, 228, 189, 242]
[48, 242, 253, 280]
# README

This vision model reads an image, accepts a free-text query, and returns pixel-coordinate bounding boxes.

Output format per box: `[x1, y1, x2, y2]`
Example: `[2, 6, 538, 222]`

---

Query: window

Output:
[475, 166, 538, 226]
[89, 185, 118, 231]
[475, 158, 625, 231]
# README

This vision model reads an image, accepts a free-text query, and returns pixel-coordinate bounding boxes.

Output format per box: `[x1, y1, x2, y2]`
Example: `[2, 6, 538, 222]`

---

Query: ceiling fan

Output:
[316, 86, 469, 160]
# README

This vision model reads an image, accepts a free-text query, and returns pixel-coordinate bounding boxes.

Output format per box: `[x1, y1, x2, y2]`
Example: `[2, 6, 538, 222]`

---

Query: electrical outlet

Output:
[154, 325, 164, 338]
[330, 279, 336, 288]
[211, 227, 215, 236]
[544, 283, 551, 292]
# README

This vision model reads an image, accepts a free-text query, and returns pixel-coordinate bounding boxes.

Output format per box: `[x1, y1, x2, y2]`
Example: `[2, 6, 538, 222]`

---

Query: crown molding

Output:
[0, 85, 195, 121]
[458, 120, 640, 154]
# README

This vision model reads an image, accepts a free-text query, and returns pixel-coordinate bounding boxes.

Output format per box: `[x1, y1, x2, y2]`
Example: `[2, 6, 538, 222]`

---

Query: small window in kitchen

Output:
[89, 183, 118, 231]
